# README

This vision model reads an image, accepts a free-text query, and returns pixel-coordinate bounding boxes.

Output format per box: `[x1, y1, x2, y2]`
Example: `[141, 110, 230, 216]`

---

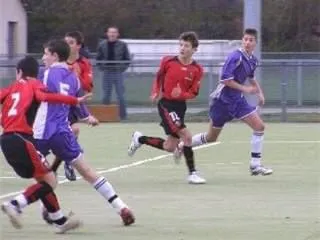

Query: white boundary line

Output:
[0, 142, 221, 200]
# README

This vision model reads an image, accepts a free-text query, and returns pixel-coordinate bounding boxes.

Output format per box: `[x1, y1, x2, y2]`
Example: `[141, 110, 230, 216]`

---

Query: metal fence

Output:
[1, 57, 319, 122]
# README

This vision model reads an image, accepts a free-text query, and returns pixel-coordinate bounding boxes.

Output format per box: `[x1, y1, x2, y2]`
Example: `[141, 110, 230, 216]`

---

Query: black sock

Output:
[138, 136, 165, 150]
[183, 146, 196, 174]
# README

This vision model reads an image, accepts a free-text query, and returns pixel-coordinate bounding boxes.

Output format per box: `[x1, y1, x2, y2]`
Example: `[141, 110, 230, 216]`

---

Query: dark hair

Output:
[105, 26, 119, 32]
[44, 39, 70, 62]
[244, 28, 258, 39]
[179, 31, 199, 48]
[65, 31, 84, 45]
[16, 56, 39, 78]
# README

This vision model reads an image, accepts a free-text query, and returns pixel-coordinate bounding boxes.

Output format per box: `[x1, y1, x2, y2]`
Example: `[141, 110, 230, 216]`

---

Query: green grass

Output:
[0, 123, 319, 240]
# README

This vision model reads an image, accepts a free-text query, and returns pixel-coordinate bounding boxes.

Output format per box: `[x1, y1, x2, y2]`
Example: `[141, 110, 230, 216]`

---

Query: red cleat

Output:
[120, 208, 135, 226]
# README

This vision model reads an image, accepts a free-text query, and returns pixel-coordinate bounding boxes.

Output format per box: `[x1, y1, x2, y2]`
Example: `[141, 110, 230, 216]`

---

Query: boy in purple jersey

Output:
[174, 29, 272, 176]
[34, 40, 135, 226]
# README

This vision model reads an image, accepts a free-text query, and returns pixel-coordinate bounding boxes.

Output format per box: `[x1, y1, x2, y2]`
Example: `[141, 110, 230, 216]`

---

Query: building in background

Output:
[0, 0, 27, 58]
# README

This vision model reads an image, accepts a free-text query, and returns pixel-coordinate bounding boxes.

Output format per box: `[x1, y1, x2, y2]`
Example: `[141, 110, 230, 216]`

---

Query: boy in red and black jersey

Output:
[0, 56, 88, 233]
[128, 32, 206, 184]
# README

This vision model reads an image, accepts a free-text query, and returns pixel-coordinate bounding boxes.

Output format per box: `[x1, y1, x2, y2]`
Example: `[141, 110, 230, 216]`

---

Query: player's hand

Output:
[243, 85, 258, 94]
[171, 84, 182, 98]
[86, 115, 99, 126]
[257, 92, 265, 106]
[150, 93, 159, 103]
[77, 93, 92, 103]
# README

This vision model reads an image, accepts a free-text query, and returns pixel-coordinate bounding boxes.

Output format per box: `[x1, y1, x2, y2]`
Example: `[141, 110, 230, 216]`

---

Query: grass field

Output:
[0, 123, 319, 240]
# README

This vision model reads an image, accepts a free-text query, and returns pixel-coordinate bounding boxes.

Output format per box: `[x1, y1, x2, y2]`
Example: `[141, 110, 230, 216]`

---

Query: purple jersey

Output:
[33, 63, 80, 139]
[210, 49, 258, 104]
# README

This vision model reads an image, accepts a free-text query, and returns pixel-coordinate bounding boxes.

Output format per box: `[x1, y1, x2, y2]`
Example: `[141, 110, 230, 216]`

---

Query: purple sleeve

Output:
[220, 52, 241, 82]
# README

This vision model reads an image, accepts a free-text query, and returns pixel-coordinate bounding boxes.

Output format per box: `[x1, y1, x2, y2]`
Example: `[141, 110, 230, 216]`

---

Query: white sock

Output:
[250, 131, 264, 167]
[48, 210, 64, 221]
[93, 177, 126, 212]
[13, 194, 28, 208]
[192, 133, 208, 147]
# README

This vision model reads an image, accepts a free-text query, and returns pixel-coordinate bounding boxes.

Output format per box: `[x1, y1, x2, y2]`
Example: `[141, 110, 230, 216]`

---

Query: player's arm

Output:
[180, 66, 203, 99]
[220, 54, 257, 94]
[150, 57, 168, 100]
[33, 80, 90, 105]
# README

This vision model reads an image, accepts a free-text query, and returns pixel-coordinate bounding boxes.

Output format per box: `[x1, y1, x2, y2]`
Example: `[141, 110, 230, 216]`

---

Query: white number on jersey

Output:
[169, 111, 180, 122]
[8, 93, 20, 116]
[59, 83, 70, 95]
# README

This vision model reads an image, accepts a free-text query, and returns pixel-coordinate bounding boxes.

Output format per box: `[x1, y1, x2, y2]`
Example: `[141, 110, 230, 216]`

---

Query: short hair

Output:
[105, 26, 119, 32]
[44, 39, 70, 62]
[16, 56, 39, 78]
[244, 28, 258, 39]
[65, 31, 84, 45]
[179, 31, 199, 48]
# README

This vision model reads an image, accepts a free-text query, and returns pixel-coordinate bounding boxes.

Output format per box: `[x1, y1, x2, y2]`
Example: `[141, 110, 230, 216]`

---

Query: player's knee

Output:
[182, 135, 192, 146]
[163, 141, 176, 152]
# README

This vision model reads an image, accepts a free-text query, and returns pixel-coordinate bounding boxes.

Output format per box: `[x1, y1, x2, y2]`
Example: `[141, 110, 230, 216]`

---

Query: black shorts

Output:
[68, 110, 79, 125]
[157, 98, 187, 138]
[0, 133, 50, 179]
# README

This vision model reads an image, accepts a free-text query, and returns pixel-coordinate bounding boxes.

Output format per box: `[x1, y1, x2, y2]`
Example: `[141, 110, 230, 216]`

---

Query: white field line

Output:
[0, 142, 221, 199]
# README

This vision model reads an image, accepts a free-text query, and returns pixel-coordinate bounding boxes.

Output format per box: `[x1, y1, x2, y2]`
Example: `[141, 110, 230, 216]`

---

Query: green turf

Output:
[0, 123, 319, 240]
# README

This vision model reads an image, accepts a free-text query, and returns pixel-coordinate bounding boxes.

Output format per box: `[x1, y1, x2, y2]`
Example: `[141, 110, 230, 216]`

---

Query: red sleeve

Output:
[79, 58, 93, 92]
[180, 65, 203, 99]
[31, 79, 78, 105]
[150, 56, 171, 98]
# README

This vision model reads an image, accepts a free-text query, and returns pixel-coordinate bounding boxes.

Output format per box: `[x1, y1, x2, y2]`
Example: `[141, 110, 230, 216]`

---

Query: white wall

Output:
[0, 0, 27, 55]
[120, 39, 242, 72]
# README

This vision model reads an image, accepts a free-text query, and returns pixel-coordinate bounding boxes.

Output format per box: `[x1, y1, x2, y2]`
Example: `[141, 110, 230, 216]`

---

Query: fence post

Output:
[297, 61, 302, 106]
[208, 63, 214, 105]
[280, 62, 288, 122]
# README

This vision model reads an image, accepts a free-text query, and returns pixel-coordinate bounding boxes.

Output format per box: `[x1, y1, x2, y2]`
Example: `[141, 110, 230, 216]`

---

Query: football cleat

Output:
[120, 207, 135, 226]
[55, 213, 82, 234]
[128, 131, 142, 157]
[1, 202, 22, 229]
[64, 163, 77, 181]
[187, 172, 206, 184]
[250, 165, 273, 176]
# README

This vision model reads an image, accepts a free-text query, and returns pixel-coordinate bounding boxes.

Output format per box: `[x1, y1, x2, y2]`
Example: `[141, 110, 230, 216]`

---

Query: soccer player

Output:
[174, 28, 273, 176]
[127, 32, 206, 184]
[49, 31, 98, 181]
[34, 39, 135, 225]
[0, 56, 87, 233]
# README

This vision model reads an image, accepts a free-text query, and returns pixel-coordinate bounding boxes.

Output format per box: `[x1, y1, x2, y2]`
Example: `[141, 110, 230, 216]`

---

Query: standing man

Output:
[96, 26, 131, 120]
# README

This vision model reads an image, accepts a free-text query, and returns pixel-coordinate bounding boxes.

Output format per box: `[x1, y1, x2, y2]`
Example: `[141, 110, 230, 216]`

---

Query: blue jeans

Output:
[102, 71, 127, 120]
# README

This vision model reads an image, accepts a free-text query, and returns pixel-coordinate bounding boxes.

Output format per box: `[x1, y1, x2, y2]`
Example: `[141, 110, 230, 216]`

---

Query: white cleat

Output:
[250, 165, 273, 176]
[1, 202, 22, 229]
[128, 131, 142, 157]
[55, 213, 82, 234]
[173, 142, 184, 164]
[187, 172, 206, 184]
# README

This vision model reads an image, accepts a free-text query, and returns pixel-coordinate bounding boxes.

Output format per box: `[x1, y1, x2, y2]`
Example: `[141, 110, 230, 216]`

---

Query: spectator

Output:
[96, 26, 130, 120]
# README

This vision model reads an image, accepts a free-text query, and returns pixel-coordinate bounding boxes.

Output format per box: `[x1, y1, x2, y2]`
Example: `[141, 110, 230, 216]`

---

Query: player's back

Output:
[1, 79, 41, 135]
[34, 63, 79, 139]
